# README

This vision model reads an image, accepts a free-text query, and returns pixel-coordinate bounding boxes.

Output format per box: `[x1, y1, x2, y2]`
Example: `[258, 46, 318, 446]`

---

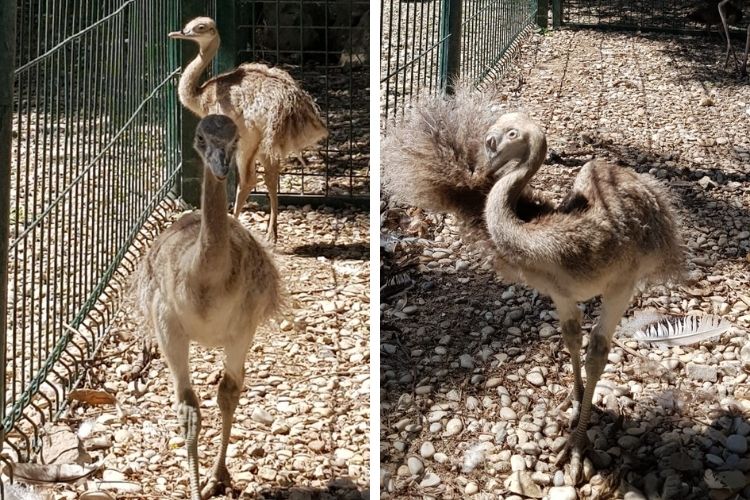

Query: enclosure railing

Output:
[380, 0, 538, 121]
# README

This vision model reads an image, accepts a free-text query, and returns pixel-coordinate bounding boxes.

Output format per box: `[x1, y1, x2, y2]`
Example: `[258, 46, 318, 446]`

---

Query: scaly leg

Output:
[201, 334, 253, 499]
[719, 0, 739, 69]
[153, 313, 202, 500]
[233, 141, 260, 218]
[553, 299, 584, 427]
[556, 285, 633, 484]
[262, 157, 281, 243]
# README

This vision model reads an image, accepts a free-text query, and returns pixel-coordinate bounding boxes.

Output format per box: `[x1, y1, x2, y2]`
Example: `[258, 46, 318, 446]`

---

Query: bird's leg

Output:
[180, 388, 203, 500]
[233, 143, 259, 218]
[719, 0, 740, 69]
[154, 320, 202, 500]
[262, 158, 281, 244]
[295, 153, 308, 169]
[552, 300, 584, 425]
[200, 339, 251, 499]
[556, 315, 584, 427]
[556, 286, 633, 484]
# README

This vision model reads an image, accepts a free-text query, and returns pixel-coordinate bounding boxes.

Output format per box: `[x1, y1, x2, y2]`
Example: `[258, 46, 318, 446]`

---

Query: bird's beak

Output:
[205, 148, 231, 180]
[485, 131, 514, 177]
[168, 30, 189, 39]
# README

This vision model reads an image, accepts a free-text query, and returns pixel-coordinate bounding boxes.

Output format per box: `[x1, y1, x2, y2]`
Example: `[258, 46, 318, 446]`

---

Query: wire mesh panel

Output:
[3, 0, 191, 461]
[233, 0, 370, 202]
[562, 0, 746, 33]
[461, 1, 538, 83]
[380, 0, 448, 121]
[380, 0, 538, 122]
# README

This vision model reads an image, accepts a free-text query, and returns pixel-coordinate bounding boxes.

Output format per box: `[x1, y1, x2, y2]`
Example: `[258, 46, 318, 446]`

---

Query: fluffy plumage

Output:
[170, 16, 327, 241]
[132, 115, 281, 500]
[382, 89, 686, 484]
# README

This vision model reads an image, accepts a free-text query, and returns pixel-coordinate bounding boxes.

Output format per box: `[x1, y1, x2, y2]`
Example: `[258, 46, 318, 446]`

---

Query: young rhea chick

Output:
[133, 115, 282, 499]
[382, 94, 685, 483]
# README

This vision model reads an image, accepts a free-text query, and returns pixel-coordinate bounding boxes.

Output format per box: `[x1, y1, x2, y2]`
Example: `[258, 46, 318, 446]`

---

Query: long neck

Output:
[178, 37, 219, 115]
[485, 138, 547, 261]
[196, 168, 230, 271]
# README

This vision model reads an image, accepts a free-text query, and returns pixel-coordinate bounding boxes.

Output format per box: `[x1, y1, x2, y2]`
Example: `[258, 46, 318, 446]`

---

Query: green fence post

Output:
[0, 0, 16, 446]
[440, 0, 462, 94]
[552, 0, 562, 28]
[215, 0, 238, 202]
[179, 1, 207, 207]
[537, 0, 549, 28]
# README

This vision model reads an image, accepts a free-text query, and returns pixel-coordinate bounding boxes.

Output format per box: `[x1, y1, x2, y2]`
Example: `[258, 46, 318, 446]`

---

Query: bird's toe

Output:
[554, 434, 590, 485]
[200, 467, 233, 499]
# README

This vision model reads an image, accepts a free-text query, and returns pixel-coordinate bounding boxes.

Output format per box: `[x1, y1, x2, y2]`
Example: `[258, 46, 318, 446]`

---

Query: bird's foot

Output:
[265, 227, 278, 244]
[200, 464, 233, 499]
[554, 433, 591, 485]
[554, 389, 583, 430]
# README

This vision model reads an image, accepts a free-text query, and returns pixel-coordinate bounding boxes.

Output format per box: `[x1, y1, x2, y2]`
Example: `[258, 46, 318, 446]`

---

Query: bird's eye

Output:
[196, 135, 206, 145]
[507, 129, 518, 139]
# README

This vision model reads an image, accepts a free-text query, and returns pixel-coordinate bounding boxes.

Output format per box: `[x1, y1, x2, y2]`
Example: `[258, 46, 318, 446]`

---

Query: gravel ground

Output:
[13, 205, 370, 500]
[380, 28, 750, 499]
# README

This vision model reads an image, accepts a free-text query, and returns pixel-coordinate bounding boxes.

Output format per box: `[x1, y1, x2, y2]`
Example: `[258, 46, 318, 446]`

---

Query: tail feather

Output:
[381, 85, 499, 237]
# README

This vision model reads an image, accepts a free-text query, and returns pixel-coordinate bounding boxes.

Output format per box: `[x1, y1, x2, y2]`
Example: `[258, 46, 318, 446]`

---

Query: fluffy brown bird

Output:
[169, 17, 328, 242]
[133, 115, 282, 499]
[382, 90, 685, 483]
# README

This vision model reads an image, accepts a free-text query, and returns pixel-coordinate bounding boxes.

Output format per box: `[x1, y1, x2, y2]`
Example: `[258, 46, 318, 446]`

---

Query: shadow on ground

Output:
[257, 477, 369, 499]
[380, 262, 750, 497]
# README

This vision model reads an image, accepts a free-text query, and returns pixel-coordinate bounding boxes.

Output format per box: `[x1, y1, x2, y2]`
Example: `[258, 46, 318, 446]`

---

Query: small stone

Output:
[548, 486, 578, 500]
[504, 471, 543, 498]
[685, 362, 718, 382]
[258, 467, 276, 481]
[334, 448, 355, 462]
[511, 454, 526, 471]
[250, 407, 274, 426]
[420, 441, 435, 459]
[500, 407, 517, 421]
[113, 429, 131, 444]
[465, 481, 479, 495]
[727, 434, 748, 454]
[459, 354, 474, 369]
[618, 435, 641, 450]
[444, 418, 463, 437]
[419, 472, 441, 488]
[526, 371, 545, 386]
[271, 422, 290, 435]
[308, 440, 325, 452]
[433, 452, 448, 463]
[553, 470, 565, 487]
[407, 456, 424, 476]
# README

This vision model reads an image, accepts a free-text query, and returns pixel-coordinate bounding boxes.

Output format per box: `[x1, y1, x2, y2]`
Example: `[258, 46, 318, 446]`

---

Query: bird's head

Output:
[484, 112, 546, 178]
[194, 115, 238, 181]
[168, 17, 218, 49]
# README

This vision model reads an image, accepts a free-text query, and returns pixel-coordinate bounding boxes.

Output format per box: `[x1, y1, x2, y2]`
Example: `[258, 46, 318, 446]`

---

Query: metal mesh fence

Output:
[234, 0, 370, 202]
[380, 0, 538, 121]
[562, 0, 748, 34]
[0, 0, 212, 462]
